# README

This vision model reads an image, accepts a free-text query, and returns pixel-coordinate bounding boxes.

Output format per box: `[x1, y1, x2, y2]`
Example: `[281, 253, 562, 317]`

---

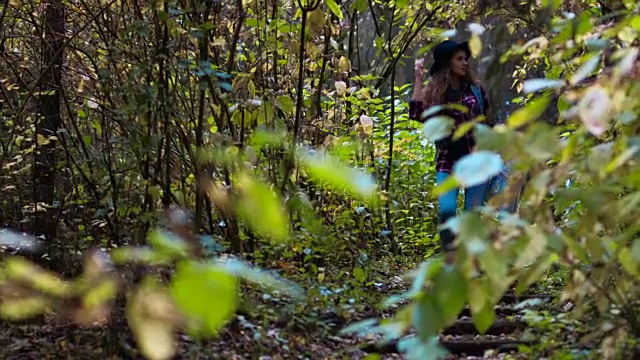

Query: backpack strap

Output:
[470, 84, 485, 115]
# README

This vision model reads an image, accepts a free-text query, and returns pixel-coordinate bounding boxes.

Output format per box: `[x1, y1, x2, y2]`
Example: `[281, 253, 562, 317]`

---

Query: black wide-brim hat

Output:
[429, 40, 471, 76]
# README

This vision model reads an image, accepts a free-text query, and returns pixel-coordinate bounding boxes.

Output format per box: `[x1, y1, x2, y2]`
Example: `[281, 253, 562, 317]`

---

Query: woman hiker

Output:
[409, 40, 496, 265]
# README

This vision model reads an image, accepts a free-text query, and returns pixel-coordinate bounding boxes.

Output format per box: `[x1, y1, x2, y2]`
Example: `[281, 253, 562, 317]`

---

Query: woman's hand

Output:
[415, 58, 425, 79]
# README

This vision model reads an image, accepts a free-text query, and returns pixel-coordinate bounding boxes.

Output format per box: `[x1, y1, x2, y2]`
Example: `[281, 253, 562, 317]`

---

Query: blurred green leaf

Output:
[469, 33, 482, 57]
[297, 148, 377, 203]
[433, 174, 459, 198]
[406, 259, 443, 298]
[515, 253, 557, 295]
[432, 267, 467, 324]
[522, 78, 564, 94]
[412, 294, 444, 340]
[570, 54, 600, 85]
[325, 0, 343, 20]
[398, 336, 449, 360]
[275, 95, 295, 114]
[148, 229, 190, 259]
[215, 257, 304, 299]
[236, 172, 289, 242]
[111, 246, 173, 265]
[467, 279, 495, 334]
[473, 124, 511, 152]
[522, 122, 560, 161]
[422, 116, 454, 142]
[507, 95, 551, 129]
[127, 285, 178, 360]
[514, 226, 549, 269]
[170, 261, 237, 336]
[5, 257, 72, 298]
[353, 267, 366, 283]
[453, 151, 503, 188]
[339, 318, 378, 336]
[0, 295, 49, 320]
[83, 278, 119, 309]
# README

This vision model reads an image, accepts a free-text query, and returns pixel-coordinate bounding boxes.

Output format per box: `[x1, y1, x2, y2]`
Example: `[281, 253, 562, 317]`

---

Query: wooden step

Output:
[499, 294, 551, 304]
[361, 336, 534, 356]
[459, 306, 520, 318]
[440, 338, 534, 356]
[443, 319, 526, 336]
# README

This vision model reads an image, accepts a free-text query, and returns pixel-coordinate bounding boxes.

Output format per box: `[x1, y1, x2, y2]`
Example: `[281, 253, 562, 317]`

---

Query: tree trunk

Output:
[34, 0, 65, 241]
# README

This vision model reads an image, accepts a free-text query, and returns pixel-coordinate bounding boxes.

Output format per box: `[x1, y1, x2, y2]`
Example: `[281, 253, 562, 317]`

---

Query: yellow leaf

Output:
[37, 133, 47, 145]
[127, 286, 179, 360]
[212, 37, 226, 47]
[338, 56, 351, 72]
[469, 34, 482, 57]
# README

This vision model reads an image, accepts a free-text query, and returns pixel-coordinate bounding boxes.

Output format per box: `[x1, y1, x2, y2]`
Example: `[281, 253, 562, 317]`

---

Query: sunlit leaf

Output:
[507, 95, 551, 129]
[469, 34, 482, 57]
[335, 80, 347, 96]
[297, 148, 377, 202]
[325, 0, 343, 20]
[249, 129, 287, 150]
[236, 172, 289, 242]
[541, 0, 562, 10]
[275, 95, 295, 114]
[148, 229, 190, 259]
[453, 151, 503, 187]
[4, 257, 72, 297]
[338, 56, 351, 72]
[433, 175, 459, 198]
[0, 295, 49, 320]
[170, 261, 237, 336]
[111, 246, 172, 265]
[353, 267, 366, 282]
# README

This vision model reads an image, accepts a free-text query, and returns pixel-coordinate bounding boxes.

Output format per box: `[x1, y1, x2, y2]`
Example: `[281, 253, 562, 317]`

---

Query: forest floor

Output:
[0, 255, 530, 360]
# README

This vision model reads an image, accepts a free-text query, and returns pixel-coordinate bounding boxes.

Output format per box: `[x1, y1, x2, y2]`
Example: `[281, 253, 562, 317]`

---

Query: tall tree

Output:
[34, 0, 65, 241]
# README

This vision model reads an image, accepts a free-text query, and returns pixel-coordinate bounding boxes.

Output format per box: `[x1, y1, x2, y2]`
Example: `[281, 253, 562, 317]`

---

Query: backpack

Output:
[470, 84, 486, 115]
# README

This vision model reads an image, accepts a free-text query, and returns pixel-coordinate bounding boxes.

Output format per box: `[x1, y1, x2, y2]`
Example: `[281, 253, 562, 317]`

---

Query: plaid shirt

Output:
[409, 84, 492, 173]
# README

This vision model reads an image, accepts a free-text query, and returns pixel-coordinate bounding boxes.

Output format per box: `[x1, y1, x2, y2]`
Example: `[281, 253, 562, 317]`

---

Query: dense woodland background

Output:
[0, 0, 639, 359]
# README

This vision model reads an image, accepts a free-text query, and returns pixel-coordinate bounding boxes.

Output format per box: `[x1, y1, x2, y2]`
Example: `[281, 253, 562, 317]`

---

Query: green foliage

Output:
[0, 0, 639, 358]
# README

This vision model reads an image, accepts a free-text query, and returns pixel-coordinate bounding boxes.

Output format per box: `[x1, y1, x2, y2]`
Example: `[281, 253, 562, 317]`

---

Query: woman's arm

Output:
[409, 58, 427, 121]
[409, 85, 427, 121]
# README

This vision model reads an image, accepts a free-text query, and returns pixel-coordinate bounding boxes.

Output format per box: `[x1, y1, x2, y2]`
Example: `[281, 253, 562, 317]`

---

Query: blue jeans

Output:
[488, 161, 520, 214]
[436, 171, 493, 251]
